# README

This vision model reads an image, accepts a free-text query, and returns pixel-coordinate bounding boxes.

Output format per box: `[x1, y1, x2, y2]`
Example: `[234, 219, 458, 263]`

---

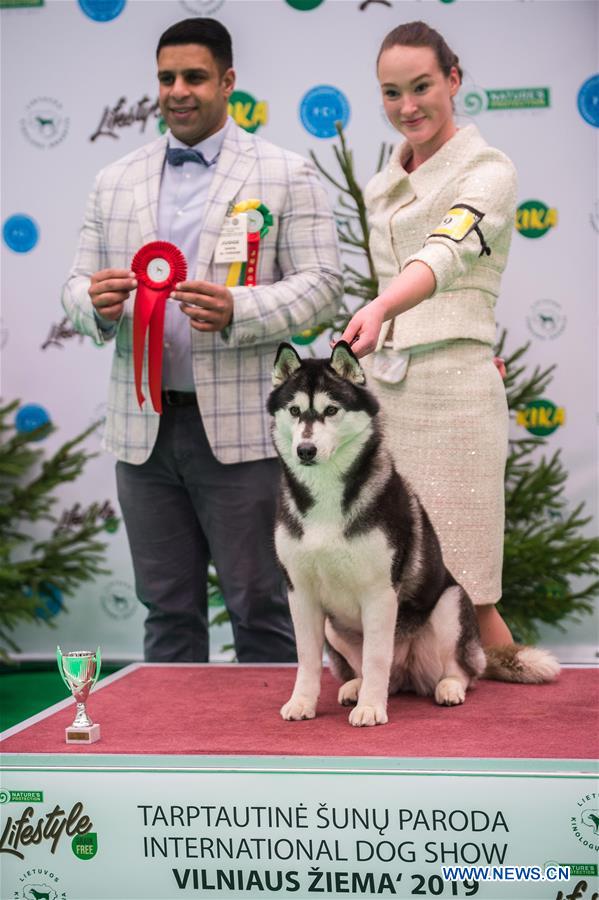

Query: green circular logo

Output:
[516, 200, 558, 238]
[228, 91, 268, 133]
[285, 0, 324, 9]
[518, 399, 565, 436]
[157, 115, 167, 135]
[72, 831, 98, 860]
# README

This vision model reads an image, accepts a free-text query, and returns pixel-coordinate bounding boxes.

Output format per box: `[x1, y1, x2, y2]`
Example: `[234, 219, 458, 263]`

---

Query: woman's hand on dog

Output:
[338, 299, 386, 358]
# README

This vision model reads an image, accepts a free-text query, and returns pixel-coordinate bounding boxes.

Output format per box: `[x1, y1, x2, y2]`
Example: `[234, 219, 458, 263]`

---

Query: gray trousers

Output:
[116, 403, 296, 663]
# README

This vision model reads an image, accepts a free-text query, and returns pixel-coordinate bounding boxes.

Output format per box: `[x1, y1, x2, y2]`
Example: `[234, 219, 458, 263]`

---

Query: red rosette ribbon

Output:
[131, 241, 187, 414]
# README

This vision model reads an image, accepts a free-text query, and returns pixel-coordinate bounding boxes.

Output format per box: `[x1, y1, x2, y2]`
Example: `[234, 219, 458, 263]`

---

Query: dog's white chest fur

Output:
[276, 487, 395, 628]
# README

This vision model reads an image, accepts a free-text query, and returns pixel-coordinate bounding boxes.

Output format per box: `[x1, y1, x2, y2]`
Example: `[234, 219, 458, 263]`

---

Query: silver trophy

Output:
[56, 646, 102, 744]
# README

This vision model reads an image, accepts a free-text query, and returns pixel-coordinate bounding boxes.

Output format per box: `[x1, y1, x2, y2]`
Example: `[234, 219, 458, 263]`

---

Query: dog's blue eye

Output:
[289, 406, 300, 417]
[324, 406, 338, 417]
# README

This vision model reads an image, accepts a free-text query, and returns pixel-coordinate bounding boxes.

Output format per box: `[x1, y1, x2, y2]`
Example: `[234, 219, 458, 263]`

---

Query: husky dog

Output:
[268, 342, 559, 727]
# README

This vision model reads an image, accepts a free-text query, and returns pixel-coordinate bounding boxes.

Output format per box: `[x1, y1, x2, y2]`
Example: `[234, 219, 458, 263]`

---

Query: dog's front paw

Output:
[280, 696, 317, 721]
[435, 677, 466, 706]
[338, 677, 362, 706]
[349, 703, 388, 727]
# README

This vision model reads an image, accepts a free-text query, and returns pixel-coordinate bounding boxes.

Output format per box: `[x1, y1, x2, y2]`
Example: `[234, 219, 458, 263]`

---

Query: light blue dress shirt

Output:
[158, 119, 230, 391]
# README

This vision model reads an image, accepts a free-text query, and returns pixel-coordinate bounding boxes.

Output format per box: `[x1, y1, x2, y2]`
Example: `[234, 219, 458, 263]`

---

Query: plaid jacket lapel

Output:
[133, 137, 168, 245]
[195, 124, 257, 279]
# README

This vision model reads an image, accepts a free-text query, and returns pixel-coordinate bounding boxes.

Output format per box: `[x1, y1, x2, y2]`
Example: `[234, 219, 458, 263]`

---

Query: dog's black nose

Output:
[297, 442, 317, 463]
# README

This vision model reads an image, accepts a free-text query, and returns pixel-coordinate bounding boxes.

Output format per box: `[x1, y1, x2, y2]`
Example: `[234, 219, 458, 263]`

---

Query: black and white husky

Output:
[268, 342, 559, 727]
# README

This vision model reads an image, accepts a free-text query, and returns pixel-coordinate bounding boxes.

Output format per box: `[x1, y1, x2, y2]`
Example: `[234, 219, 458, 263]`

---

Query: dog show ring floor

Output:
[1, 663, 597, 900]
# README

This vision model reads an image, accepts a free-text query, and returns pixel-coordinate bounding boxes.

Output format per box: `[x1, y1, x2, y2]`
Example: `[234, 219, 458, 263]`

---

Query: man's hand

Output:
[89, 269, 137, 322]
[173, 280, 234, 332]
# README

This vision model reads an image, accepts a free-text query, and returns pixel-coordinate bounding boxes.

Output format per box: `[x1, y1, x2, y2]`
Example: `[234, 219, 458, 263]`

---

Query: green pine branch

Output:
[0, 404, 110, 660]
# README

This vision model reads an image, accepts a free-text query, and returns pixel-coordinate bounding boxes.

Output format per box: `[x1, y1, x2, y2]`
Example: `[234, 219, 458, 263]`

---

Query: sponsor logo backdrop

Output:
[1, 0, 597, 661]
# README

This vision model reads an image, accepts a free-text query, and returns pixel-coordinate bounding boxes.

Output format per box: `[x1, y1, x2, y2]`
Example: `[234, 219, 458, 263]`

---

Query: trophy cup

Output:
[56, 647, 101, 744]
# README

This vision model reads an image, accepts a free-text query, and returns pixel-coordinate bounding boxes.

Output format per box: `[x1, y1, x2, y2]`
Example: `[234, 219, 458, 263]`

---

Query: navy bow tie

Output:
[166, 146, 217, 167]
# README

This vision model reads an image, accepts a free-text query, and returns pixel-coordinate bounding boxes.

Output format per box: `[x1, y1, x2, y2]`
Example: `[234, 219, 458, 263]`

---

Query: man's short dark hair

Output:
[156, 18, 233, 71]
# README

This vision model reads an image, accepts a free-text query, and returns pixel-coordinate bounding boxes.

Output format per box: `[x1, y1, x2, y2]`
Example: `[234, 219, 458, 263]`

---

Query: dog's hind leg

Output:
[412, 585, 484, 707]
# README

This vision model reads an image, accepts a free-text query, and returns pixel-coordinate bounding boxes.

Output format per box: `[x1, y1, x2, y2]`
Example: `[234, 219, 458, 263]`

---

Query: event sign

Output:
[0, 759, 597, 899]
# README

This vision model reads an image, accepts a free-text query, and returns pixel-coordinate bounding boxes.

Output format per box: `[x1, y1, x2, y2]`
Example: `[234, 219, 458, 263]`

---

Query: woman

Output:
[341, 22, 517, 647]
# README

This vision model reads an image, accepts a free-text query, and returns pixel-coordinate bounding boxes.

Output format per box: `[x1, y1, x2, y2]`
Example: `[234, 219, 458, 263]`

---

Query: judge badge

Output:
[222, 199, 273, 288]
[131, 241, 187, 415]
[429, 203, 490, 256]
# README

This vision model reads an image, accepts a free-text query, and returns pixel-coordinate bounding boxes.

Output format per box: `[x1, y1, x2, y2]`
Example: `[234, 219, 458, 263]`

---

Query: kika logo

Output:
[516, 399, 565, 436]
[21, 98, 69, 149]
[12, 871, 67, 900]
[526, 299, 566, 341]
[515, 200, 558, 238]
[0, 801, 93, 861]
[54, 501, 119, 536]
[41, 317, 85, 351]
[458, 85, 550, 116]
[89, 95, 160, 142]
[570, 791, 599, 853]
[228, 91, 268, 133]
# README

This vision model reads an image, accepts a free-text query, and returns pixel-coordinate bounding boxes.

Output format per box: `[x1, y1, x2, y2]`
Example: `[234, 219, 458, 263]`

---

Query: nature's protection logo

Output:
[300, 85, 350, 138]
[458, 85, 549, 115]
[228, 91, 268, 133]
[0, 0, 43, 6]
[21, 98, 69, 149]
[577, 74, 599, 127]
[77, 0, 125, 21]
[526, 299, 566, 340]
[285, 0, 324, 9]
[3, 214, 39, 253]
[0, 791, 43, 803]
[516, 200, 558, 238]
[516, 399, 565, 436]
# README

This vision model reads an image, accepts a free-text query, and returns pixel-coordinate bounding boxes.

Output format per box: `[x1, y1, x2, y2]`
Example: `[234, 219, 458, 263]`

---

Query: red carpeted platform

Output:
[1, 664, 597, 758]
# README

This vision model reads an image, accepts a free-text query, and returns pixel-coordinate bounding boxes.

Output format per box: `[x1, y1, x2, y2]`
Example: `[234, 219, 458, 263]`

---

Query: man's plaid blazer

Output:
[62, 120, 342, 464]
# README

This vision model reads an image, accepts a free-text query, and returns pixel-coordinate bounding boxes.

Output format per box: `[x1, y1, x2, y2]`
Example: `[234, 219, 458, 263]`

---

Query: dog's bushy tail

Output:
[484, 644, 560, 684]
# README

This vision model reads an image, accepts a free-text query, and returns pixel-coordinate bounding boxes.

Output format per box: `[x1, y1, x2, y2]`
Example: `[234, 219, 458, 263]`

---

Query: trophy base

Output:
[65, 723, 101, 744]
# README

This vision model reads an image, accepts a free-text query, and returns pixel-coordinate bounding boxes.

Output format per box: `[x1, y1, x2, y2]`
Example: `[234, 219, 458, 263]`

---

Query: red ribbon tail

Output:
[148, 294, 168, 414]
[133, 285, 158, 409]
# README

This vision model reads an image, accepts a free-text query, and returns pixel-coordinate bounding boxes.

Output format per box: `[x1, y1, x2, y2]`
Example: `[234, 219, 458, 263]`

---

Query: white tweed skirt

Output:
[364, 340, 508, 605]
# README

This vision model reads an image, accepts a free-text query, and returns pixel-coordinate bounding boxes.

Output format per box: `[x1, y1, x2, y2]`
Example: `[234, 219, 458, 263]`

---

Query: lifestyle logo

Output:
[41, 316, 85, 351]
[0, 802, 93, 861]
[90, 95, 160, 142]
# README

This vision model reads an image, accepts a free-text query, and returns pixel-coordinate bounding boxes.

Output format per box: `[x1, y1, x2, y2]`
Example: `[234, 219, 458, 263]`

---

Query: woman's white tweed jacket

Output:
[366, 124, 517, 350]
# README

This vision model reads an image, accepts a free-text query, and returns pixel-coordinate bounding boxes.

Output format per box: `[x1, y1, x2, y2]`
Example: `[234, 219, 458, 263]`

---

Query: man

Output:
[62, 18, 342, 663]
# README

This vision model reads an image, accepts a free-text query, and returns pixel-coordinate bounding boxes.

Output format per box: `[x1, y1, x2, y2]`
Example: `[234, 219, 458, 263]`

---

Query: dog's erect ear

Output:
[272, 343, 302, 386]
[329, 341, 366, 385]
